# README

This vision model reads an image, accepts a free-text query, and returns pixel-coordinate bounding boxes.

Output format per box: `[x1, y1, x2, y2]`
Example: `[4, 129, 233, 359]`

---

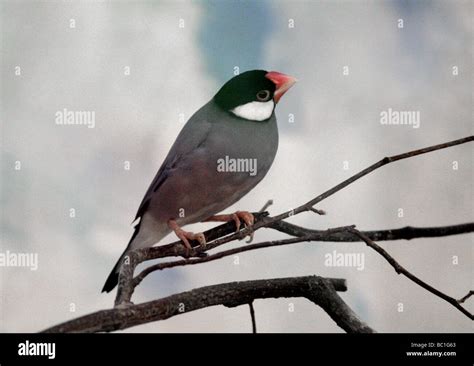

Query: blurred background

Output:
[1, 0, 472, 332]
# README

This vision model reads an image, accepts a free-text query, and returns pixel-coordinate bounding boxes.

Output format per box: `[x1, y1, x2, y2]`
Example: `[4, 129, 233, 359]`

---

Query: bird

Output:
[102, 69, 296, 293]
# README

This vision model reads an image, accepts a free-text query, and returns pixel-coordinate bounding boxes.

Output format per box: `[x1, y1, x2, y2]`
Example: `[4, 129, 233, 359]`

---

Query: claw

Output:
[205, 211, 255, 233]
[195, 233, 206, 248]
[167, 219, 206, 251]
[229, 213, 241, 232]
[236, 211, 254, 228]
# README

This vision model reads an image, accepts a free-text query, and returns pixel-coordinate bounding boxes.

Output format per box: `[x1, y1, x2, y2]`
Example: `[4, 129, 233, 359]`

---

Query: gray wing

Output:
[133, 102, 214, 221]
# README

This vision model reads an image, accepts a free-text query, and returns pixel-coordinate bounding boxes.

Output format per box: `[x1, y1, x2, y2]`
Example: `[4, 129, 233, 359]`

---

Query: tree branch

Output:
[129, 222, 473, 303]
[457, 291, 473, 304]
[128, 224, 473, 320]
[48, 136, 471, 333]
[248, 302, 257, 333]
[348, 228, 473, 320]
[43, 276, 375, 333]
[268, 220, 474, 242]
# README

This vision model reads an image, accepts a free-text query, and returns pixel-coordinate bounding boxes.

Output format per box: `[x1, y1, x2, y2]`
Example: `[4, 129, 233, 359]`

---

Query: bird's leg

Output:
[167, 219, 206, 250]
[205, 211, 254, 233]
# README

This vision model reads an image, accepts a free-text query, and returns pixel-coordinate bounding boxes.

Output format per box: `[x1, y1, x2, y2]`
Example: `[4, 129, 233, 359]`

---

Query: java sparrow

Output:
[102, 70, 296, 292]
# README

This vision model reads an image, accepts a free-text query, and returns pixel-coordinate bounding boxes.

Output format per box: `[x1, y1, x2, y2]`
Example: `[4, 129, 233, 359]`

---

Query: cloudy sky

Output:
[1, 0, 472, 333]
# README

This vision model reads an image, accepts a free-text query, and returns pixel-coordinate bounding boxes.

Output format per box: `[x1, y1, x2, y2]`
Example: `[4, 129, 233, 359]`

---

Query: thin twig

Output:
[457, 291, 473, 304]
[310, 207, 326, 215]
[348, 228, 473, 320]
[259, 199, 274, 213]
[246, 200, 274, 244]
[248, 302, 257, 334]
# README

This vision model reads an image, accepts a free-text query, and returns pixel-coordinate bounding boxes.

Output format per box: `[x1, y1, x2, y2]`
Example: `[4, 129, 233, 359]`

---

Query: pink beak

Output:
[265, 71, 297, 103]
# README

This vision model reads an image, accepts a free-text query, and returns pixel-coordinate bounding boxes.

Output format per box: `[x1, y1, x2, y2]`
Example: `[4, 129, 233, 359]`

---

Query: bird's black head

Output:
[213, 70, 297, 122]
[214, 70, 276, 111]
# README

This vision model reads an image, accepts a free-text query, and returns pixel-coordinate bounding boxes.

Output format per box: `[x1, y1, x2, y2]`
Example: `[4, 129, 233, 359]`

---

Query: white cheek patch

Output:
[231, 100, 274, 121]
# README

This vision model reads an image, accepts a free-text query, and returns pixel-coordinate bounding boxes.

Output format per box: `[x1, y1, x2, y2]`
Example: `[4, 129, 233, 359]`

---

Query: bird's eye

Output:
[256, 90, 271, 101]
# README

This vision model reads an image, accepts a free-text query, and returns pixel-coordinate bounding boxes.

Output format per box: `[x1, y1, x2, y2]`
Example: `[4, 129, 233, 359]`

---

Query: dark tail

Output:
[101, 255, 123, 293]
[102, 223, 141, 293]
